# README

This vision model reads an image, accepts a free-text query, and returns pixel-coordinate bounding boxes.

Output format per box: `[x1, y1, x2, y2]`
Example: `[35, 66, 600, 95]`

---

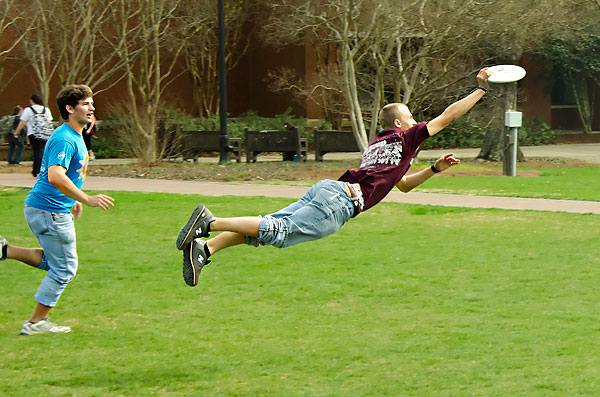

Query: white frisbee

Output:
[487, 65, 526, 83]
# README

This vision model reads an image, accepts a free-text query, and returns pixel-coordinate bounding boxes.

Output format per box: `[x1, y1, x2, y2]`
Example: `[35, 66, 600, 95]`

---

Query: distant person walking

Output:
[0, 85, 114, 335]
[5, 105, 25, 164]
[82, 114, 97, 160]
[14, 94, 54, 177]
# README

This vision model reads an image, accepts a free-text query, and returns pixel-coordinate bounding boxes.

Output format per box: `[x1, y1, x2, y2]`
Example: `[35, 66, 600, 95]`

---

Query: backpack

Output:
[29, 106, 54, 140]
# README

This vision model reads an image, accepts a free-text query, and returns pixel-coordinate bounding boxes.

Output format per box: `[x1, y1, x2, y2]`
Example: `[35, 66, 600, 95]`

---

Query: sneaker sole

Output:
[176, 205, 209, 250]
[183, 243, 200, 286]
[19, 328, 72, 335]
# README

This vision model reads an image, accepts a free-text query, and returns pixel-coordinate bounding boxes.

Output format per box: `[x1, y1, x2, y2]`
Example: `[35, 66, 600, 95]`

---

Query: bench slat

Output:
[314, 129, 360, 161]
[182, 130, 242, 162]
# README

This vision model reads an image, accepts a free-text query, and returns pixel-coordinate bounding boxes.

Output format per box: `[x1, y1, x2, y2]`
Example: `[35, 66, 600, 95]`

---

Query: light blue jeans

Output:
[246, 179, 356, 248]
[24, 205, 78, 307]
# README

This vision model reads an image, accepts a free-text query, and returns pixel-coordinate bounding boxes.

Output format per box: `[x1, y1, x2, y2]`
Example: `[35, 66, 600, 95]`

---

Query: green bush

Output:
[92, 135, 125, 159]
[98, 107, 334, 159]
[421, 117, 487, 149]
[178, 108, 331, 148]
[421, 116, 559, 149]
[518, 118, 558, 145]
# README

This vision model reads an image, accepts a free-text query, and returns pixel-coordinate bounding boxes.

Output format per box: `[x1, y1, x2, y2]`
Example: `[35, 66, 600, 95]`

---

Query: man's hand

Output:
[396, 154, 461, 193]
[427, 67, 493, 137]
[71, 201, 83, 218]
[86, 194, 115, 211]
[477, 67, 493, 91]
[433, 153, 460, 172]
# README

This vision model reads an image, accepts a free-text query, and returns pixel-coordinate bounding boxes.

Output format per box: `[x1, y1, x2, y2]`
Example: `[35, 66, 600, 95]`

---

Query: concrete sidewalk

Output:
[1, 173, 599, 215]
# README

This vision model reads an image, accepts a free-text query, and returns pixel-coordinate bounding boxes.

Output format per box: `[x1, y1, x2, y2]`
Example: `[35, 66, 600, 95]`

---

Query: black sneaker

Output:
[176, 204, 215, 250]
[182, 239, 211, 287]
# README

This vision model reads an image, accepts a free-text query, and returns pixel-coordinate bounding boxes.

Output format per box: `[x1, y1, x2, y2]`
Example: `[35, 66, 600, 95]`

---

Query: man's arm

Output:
[47, 165, 114, 210]
[396, 154, 460, 193]
[426, 68, 492, 136]
[14, 120, 27, 138]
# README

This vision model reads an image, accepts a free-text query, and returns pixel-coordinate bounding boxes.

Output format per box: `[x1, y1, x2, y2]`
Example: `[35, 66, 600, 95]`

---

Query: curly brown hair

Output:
[56, 85, 93, 120]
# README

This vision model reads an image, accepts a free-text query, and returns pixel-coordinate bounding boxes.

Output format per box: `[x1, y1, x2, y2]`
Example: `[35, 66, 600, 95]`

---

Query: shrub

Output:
[421, 116, 559, 149]
[92, 135, 125, 159]
[421, 117, 487, 149]
[518, 118, 558, 145]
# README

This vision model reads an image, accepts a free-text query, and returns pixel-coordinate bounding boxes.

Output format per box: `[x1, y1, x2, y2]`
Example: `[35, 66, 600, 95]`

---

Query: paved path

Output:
[1, 173, 599, 215]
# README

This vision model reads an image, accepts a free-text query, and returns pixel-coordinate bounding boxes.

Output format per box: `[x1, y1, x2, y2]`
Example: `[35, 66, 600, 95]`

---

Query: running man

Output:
[0, 85, 114, 335]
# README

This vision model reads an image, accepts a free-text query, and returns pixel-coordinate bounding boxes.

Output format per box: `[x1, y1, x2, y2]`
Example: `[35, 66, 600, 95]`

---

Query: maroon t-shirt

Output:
[338, 122, 430, 211]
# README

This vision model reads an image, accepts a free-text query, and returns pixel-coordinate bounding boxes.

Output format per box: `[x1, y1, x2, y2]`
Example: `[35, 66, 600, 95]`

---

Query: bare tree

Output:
[11, 0, 125, 105]
[267, 0, 388, 152]
[0, 0, 31, 95]
[475, 0, 588, 160]
[180, 0, 255, 117]
[265, 0, 492, 150]
[106, 0, 201, 164]
[266, 0, 595, 161]
[267, 43, 348, 130]
[56, 0, 129, 93]
[12, 1, 67, 105]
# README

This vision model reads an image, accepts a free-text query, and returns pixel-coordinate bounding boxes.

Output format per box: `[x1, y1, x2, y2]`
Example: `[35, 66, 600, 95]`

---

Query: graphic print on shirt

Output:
[77, 153, 89, 181]
[359, 138, 403, 169]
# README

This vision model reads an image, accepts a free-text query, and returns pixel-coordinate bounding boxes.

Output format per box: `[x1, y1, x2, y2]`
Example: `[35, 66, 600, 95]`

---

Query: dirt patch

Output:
[554, 133, 600, 144]
[84, 161, 355, 182]
[0, 158, 588, 182]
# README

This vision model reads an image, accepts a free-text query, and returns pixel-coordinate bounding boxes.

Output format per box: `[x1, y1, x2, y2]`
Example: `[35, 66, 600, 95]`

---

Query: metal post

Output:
[218, 0, 230, 164]
[511, 127, 518, 177]
[504, 111, 522, 177]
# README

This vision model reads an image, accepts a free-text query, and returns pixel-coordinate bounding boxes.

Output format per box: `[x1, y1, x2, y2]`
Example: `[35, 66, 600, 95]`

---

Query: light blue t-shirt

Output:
[25, 123, 89, 212]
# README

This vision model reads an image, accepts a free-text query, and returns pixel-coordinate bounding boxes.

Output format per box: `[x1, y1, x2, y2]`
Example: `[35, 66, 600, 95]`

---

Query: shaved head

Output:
[379, 103, 411, 129]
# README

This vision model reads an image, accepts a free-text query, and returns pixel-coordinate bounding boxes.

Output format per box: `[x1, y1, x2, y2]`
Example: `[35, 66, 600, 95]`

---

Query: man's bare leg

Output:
[30, 302, 52, 323]
[3, 242, 56, 325]
[210, 216, 261, 237]
[6, 245, 43, 268]
[206, 231, 247, 255]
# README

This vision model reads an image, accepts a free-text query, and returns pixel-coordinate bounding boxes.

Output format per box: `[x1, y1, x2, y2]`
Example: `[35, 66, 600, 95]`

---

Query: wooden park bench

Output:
[181, 130, 242, 162]
[313, 129, 360, 161]
[244, 127, 308, 163]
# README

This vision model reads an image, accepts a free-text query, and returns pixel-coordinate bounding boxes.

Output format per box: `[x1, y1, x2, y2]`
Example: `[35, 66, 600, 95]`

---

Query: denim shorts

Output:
[246, 179, 356, 248]
[24, 205, 78, 307]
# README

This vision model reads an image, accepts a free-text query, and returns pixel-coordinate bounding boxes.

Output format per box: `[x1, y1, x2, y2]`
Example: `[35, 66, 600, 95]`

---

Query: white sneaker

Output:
[20, 318, 71, 335]
[0, 235, 6, 261]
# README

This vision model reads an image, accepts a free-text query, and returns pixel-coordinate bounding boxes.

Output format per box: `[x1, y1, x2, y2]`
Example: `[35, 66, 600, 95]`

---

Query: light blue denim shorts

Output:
[246, 179, 356, 248]
[24, 205, 78, 307]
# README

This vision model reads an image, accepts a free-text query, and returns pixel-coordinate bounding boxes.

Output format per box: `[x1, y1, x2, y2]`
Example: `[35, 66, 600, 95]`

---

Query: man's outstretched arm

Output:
[426, 68, 492, 136]
[396, 154, 460, 193]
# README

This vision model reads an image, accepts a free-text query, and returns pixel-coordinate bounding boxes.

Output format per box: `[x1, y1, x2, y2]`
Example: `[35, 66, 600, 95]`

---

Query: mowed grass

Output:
[410, 163, 600, 201]
[232, 162, 600, 201]
[1, 188, 600, 395]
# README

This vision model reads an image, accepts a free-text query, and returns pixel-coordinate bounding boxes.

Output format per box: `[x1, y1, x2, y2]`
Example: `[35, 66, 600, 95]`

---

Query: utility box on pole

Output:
[503, 111, 522, 176]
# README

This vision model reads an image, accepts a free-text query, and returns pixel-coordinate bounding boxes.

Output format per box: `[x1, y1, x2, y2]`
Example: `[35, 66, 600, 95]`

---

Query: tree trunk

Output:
[341, 43, 369, 152]
[477, 83, 525, 162]
[140, 130, 157, 165]
[571, 74, 593, 134]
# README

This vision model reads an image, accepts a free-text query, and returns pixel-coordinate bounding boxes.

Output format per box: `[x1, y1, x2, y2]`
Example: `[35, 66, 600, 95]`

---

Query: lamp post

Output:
[218, 0, 230, 164]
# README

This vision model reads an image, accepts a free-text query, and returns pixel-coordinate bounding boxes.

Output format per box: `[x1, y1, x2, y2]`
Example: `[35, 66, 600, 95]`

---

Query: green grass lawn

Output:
[219, 161, 600, 202]
[411, 164, 600, 201]
[1, 188, 600, 395]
